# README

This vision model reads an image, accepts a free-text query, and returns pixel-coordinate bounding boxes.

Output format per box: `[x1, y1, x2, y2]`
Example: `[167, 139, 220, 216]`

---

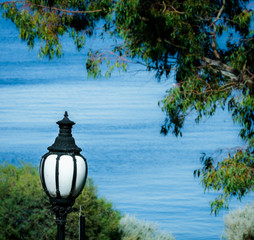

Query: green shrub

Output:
[119, 214, 175, 240]
[0, 163, 121, 240]
[223, 203, 254, 240]
[66, 178, 121, 240]
[0, 163, 175, 240]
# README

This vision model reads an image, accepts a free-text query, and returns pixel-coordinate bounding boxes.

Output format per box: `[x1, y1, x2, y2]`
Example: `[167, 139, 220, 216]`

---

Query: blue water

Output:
[0, 16, 253, 240]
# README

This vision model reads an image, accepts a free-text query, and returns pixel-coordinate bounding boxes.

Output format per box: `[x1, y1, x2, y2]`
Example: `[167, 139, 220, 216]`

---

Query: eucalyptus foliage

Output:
[1, 0, 254, 213]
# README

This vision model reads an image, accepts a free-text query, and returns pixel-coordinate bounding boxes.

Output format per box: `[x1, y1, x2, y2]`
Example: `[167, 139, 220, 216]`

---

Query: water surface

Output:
[0, 16, 252, 240]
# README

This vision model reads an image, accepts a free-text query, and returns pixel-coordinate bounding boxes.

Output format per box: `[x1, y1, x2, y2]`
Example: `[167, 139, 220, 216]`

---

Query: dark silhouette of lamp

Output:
[40, 112, 88, 240]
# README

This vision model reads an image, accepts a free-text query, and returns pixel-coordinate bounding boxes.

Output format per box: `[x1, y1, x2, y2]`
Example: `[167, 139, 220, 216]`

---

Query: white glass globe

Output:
[40, 153, 87, 199]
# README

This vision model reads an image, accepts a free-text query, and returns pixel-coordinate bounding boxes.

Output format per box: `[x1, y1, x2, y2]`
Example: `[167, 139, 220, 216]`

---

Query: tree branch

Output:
[202, 57, 239, 80]
[210, 0, 225, 59]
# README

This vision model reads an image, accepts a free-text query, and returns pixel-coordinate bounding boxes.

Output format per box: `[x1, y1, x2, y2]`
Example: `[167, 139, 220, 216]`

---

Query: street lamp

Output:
[40, 112, 88, 240]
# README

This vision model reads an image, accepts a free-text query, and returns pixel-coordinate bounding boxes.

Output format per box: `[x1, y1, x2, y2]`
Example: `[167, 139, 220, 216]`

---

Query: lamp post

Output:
[39, 112, 88, 240]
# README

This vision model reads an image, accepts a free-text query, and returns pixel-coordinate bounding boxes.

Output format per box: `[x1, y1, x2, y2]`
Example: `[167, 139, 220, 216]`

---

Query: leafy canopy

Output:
[1, 0, 254, 213]
[0, 163, 122, 240]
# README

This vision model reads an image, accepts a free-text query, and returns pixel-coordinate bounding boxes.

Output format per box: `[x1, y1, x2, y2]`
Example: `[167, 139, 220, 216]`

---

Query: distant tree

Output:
[0, 163, 121, 240]
[1, 0, 254, 213]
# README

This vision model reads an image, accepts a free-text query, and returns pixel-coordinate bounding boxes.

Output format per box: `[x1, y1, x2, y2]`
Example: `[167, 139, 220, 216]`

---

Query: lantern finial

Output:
[47, 112, 81, 153]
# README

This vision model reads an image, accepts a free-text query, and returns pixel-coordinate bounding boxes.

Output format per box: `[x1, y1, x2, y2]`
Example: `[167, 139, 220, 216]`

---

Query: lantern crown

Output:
[47, 111, 82, 153]
[57, 111, 75, 127]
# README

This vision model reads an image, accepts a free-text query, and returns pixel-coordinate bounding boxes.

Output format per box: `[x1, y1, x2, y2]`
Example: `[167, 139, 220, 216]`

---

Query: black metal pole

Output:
[79, 215, 85, 240]
[57, 222, 66, 240]
[53, 205, 70, 240]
